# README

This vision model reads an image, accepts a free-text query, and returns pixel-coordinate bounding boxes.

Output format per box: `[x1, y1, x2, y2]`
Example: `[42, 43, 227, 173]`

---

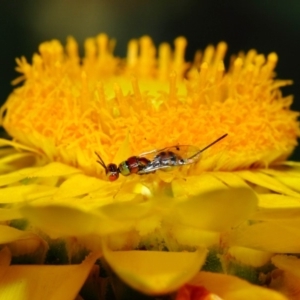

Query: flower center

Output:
[1, 34, 299, 177]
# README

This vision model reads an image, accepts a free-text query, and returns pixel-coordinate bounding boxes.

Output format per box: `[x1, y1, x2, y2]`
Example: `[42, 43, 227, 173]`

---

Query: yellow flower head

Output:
[1, 33, 299, 178]
[0, 34, 300, 300]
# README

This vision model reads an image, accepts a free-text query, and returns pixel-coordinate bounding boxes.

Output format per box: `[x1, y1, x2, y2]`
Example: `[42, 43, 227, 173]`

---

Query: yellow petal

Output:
[19, 205, 135, 238]
[0, 208, 22, 220]
[0, 138, 40, 154]
[253, 194, 300, 220]
[0, 225, 47, 259]
[227, 246, 273, 267]
[227, 220, 300, 253]
[172, 224, 220, 248]
[189, 271, 287, 300]
[135, 214, 162, 236]
[174, 187, 257, 231]
[282, 161, 300, 170]
[0, 225, 39, 244]
[0, 251, 101, 300]
[258, 194, 300, 209]
[212, 171, 251, 189]
[260, 166, 300, 193]
[0, 152, 36, 170]
[103, 247, 207, 295]
[260, 167, 300, 178]
[26, 162, 82, 177]
[237, 170, 300, 197]
[0, 162, 80, 186]
[172, 174, 228, 198]
[275, 176, 300, 193]
[100, 201, 152, 221]
[0, 147, 18, 157]
[0, 168, 39, 186]
[53, 174, 108, 200]
[0, 185, 57, 203]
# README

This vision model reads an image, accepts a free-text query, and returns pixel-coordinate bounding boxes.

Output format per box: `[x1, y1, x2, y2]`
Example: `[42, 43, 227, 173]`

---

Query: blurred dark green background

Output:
[1, 0, 299, 159]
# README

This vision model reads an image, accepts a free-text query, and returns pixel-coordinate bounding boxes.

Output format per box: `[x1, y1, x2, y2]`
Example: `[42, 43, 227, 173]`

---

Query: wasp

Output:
[95, 133, 227, 181]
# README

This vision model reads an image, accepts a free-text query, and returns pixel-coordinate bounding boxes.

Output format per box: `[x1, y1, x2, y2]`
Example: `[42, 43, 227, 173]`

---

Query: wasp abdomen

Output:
[155, 151, 183, 166]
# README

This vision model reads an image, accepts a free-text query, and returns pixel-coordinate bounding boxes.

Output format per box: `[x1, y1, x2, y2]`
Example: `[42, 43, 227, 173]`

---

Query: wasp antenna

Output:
[189, 134, 228, 160]
[95, 151, 107, 171]
[199, 133, 228, 153]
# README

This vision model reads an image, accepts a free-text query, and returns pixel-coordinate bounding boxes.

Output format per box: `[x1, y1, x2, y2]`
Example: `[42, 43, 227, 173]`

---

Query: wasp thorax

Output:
[119, 156, 138, 176]
[119, 156, 151, 177]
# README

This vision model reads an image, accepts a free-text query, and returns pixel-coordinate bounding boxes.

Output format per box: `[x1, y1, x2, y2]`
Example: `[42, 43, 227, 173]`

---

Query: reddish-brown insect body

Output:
[118, 156, 151, 176]
[95, 152, 151, 181]
[95, 133, 228, 181]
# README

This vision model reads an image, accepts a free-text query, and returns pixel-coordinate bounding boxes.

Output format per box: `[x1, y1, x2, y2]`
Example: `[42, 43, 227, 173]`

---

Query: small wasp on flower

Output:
[95, 134, 228, 181]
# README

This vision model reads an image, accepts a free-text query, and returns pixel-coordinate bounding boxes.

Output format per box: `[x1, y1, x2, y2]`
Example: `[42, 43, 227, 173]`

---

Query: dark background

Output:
[1, 0, 300, 159]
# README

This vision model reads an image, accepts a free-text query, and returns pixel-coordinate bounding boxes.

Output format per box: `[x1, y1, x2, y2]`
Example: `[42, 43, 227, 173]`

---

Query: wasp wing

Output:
[138, 145, 200, 160]
[137, 164, 173, 174]
[137, 145, 201, 174]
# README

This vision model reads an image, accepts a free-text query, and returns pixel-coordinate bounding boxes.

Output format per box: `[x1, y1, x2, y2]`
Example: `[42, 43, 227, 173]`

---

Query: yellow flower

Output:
[0, 33, 299, 299]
